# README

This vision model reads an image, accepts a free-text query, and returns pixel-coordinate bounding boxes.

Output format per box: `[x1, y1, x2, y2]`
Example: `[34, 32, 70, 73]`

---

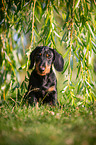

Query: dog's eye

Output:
[37, 53, 41, 57]
[46, 54, 51, 59]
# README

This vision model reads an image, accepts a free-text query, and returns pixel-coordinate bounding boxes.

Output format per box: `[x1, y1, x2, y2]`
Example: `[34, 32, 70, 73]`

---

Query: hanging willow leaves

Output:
[0, 0, 96, 106]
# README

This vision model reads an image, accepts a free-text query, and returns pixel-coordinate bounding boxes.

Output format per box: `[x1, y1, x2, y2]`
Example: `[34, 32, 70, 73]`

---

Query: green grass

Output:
[0, 103, 96, 145]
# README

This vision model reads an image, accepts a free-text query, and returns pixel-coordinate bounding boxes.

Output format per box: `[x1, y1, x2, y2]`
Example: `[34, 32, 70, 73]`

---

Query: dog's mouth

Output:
[37, 68, 49, 76]
[39, 71, 46, 76]
[36, 63, 51, 76]
[39, 67, 45, 73]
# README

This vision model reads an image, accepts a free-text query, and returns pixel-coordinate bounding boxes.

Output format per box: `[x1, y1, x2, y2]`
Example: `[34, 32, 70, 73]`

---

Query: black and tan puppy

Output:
[25, 46, 64, 105]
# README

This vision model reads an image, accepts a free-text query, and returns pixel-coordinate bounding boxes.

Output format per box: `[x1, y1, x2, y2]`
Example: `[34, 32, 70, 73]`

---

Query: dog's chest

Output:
[30, 70, 56, 89]
[38, 75, 50, 87]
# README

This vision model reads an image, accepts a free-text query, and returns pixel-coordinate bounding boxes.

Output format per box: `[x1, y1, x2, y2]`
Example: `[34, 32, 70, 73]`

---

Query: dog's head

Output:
[29, 46, 64, 76]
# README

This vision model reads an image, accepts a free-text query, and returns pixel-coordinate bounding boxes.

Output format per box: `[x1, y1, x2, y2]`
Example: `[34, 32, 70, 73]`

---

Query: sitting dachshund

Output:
[24, 46, 64, 105]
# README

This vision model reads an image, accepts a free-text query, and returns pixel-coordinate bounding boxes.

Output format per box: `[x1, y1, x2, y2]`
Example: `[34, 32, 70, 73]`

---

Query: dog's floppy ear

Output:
[29, 47, 39, 69]
[52, 49, 64, 71]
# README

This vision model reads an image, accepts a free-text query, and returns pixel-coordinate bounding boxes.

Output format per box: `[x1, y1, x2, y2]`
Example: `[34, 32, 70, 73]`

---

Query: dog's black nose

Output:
[39, 61, 46, 72]
[39, 67, 45, 72]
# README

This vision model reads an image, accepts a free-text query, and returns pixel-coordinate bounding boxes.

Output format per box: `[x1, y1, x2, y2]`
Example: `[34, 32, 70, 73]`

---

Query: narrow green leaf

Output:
[77, 37, 83, 46]
[63, 12, 69, 29]
[62, 60, 69, 74]
[34, 12, 41, 23]
[5, 83, 11, 95]
[51, 34, 56, 47]
[76, 65, 81, 79]
[74, 0, 80, 10]
[92, 46, 96, 54]
[21, 82, 24, 93]
[25, 76, 29, 82]
[62, 31, 68, 42]
[86, 22, 95, 38]
[63, 49, 70, 58]
[54, 30, 61, 38]
[69, 97, 72, 104]
[70, 55, 73, 71]
[62, 86, 68, 93]
[77, 81, 81, 94]
[91, 40, 96, 48]
[85, 80, 93, 89]
[27, 71, 30, 78]
[52, 4, 60, 15]
[45, 29, 51, 44]
[63, 80, 68, 85]
[91, 40, 96, 53]
[84, 1, 88, 17]
[24, 82, 28, 90]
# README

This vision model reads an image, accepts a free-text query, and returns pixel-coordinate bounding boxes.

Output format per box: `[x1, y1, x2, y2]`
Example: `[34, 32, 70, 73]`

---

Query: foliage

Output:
[0, 0, 96, 106]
